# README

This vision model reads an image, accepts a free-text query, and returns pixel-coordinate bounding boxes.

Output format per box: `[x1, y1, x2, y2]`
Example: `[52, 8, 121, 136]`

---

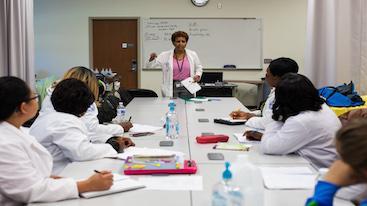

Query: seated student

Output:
[306, 119, 367, 206]
[40, 66, 133, 144]
[339, 108, 367, 126]
[30, 78, 134, 174]
[0, 76, 113, 205]
[229, 57, 299, 139]
[260, 73, 341, 168]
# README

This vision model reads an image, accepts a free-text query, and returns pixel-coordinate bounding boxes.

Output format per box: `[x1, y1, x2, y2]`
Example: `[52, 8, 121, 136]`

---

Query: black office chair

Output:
[127, 88, 158, 98]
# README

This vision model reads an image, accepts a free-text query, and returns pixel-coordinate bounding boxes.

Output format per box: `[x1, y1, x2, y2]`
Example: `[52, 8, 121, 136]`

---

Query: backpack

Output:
[97, 95, 120, 123]
[319, 81, 365, 107]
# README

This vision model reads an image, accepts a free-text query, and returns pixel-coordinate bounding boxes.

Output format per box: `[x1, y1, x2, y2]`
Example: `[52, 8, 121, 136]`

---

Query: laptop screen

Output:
[200, 72, 223, 83]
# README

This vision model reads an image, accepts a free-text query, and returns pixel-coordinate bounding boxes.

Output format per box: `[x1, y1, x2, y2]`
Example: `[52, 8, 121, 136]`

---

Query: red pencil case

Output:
[196, 134, 229, 144]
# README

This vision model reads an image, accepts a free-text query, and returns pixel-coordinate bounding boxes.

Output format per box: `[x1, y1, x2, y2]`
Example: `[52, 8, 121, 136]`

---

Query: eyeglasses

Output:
[26, 94, 39, 102]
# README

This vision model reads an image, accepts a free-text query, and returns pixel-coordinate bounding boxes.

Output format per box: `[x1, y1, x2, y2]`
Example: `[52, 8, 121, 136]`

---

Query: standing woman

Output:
[0, 76, 113, 205]
[146, 31, 203, 98]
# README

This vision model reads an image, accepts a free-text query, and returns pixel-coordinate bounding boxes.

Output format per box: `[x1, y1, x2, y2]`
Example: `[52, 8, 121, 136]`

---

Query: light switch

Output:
[122, 43, 128, 49]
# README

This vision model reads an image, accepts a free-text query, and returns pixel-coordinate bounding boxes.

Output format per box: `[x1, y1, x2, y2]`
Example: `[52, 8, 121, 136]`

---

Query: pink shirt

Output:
[173, 56, 190, 81]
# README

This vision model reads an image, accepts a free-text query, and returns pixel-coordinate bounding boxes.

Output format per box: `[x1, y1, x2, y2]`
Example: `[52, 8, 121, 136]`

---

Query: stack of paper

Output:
[80, 173, 145, 198]
[109, 147, 185, 162]
[259, 166, 317, 189]
[181, 77, 201, 94]
[233, 133, 260, 144]
[130, 124, 163, 133]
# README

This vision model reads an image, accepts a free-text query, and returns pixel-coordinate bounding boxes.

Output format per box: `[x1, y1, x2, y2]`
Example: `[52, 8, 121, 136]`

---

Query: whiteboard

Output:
[141, 18, 262, 69]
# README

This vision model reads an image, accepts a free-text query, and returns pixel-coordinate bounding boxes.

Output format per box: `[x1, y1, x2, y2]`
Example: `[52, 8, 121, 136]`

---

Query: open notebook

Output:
[80, 173, 145, 198]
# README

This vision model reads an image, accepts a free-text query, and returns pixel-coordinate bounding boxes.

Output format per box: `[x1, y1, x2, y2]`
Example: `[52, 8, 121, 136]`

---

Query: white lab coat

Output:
[40, 87, 124, 143]
[29, 112, 117, 175]
[245, 88, 275, 130]
[146, 49, 203, 97]
[0, 122, 78, 206]
[260, 104, 341, 168]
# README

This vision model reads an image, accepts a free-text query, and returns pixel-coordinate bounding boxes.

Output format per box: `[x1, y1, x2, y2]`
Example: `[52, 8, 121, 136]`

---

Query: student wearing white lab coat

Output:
[39, 66, 132, 143]
[229, 57, 299, 138]
[146, 31, 203, 98]
[30, 79, 134, 174]
[0, 76, 113, 206]
[260, 73, 341, 168]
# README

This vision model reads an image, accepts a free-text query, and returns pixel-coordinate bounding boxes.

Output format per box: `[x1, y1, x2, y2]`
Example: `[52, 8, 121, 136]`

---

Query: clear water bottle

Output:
[116, 102, 126, 124]
[212, 162, 243, 206]
[165, 100, 179, 139]
[231, 155, 263, 206]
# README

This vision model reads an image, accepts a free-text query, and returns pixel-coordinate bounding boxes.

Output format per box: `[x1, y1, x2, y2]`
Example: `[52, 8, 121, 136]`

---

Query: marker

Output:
[94, 170, 102, 174]
[128, 116, 132, 122]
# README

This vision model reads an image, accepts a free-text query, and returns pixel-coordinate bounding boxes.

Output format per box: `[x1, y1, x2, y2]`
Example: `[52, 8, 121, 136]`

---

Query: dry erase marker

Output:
[94, 170, 102, 174]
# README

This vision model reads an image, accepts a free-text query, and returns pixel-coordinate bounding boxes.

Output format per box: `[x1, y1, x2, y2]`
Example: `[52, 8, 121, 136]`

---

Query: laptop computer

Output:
[200, 72, 223, 84]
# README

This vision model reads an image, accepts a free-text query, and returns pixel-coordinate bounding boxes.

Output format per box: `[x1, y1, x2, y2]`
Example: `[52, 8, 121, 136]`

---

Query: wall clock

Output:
[191, 0, 209, 7]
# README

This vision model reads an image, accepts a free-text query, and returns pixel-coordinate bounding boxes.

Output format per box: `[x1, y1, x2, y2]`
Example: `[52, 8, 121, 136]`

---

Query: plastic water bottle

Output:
[116, 102, 126, 124]
[231, 155, 263, 206]
[212, 162, 243, 206]
[165, 100, 179, 139]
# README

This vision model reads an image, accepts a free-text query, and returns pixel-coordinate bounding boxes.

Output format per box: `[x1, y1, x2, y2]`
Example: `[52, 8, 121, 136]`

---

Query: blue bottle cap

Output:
[222, 162, 232, 180]
[168, 100, 176, 111]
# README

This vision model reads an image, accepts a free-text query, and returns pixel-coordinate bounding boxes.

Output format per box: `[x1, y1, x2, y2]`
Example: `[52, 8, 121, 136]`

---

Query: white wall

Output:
[34, 0, 307, 98]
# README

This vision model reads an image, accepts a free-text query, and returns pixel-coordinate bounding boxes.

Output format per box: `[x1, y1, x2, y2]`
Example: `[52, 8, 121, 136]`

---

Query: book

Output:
[213, 143, 251, 151]
[80, 173, 145, 198]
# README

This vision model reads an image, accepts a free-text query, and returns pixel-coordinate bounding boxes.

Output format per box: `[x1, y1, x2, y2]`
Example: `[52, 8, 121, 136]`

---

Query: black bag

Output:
[97, 95, 120, 123]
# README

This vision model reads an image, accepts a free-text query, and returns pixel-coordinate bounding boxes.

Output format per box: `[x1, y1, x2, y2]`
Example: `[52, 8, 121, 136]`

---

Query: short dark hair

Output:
[268, 57, 299, 77]
[51, 78, 95, 117]
[171, 31, 189, 43]
[272, 73, 324, 122]
[336, 119, 367, 173]
[0, 76, 31, 121]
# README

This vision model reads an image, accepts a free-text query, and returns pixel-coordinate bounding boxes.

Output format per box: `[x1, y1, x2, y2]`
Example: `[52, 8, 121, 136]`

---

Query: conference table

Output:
[30, 97, 352, 206]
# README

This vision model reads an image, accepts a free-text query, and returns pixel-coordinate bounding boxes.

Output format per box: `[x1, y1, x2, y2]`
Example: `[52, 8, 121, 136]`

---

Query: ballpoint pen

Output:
[128, 116, 132, 122]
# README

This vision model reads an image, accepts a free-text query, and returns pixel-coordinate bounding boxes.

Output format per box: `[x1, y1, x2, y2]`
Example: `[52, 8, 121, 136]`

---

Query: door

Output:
[92, 19, 138, 89]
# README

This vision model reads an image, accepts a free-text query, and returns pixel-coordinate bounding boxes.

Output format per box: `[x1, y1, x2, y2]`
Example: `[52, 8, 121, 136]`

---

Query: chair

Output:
[127, 89, 158, 98]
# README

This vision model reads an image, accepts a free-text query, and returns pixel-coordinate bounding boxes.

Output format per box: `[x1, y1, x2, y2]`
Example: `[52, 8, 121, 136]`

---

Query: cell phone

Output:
[129, 132, 154, 137]
[198, 118, 209, 122]
[207, 152, 224, 160]
[159, 141, 174, 147]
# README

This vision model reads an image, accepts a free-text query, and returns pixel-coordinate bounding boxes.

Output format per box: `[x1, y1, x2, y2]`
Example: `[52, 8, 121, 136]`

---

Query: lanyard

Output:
[175, 54, 185, 73]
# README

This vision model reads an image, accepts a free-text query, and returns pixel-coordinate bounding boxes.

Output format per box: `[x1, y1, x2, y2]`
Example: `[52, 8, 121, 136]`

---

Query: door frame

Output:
[88, 17, 141, 88]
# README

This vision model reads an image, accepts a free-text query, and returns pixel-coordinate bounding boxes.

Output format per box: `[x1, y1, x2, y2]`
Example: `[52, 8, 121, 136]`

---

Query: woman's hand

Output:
[149, 53, 157, 62]
[193, 75, 201, 82]
[229, 110, 254, 120]
[77, 171, 113, 193]
[244, 131, 263, 141]
[116, 137, 135, 149]
[120, 121, 133, 132]
[324, 160, 363, 186]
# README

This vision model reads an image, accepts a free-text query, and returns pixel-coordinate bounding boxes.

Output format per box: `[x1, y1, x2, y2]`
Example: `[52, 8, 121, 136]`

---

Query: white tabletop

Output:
[29, 97, 353, 206]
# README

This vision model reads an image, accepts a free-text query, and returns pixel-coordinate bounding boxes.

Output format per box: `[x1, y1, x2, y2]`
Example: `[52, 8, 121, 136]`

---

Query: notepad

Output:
[259, 166, 316, 189]
[213, 143, 251, 151]
[219, 117, 247, 123]
[130, 124, 163, 133]
[79, 173, 145, 198]
[181, 77, 201, 94]
[233, 133, 260, 144]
